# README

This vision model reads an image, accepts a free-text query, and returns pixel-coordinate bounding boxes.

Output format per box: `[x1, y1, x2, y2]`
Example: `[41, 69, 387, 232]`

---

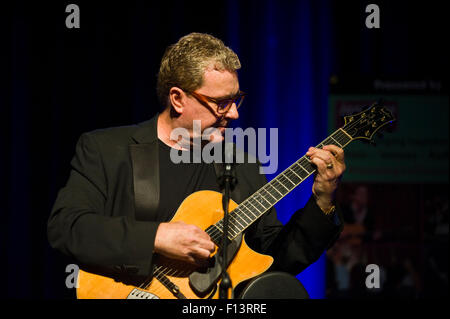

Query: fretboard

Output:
[206, 128, 354, 243]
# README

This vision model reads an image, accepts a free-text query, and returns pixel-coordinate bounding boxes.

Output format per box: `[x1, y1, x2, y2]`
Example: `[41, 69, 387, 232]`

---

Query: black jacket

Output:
[48, 114, 343, 278]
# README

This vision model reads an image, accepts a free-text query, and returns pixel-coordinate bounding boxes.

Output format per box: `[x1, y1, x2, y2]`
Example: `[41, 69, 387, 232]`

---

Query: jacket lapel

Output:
[129, 115, 160, 221]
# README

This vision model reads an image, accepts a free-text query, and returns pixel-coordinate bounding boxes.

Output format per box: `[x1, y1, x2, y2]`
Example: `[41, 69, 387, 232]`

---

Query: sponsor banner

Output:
[329, 95, 449, 183]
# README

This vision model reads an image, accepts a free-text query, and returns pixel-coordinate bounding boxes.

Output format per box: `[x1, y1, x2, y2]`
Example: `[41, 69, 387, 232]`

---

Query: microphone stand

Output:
[218, 161, 236, 299]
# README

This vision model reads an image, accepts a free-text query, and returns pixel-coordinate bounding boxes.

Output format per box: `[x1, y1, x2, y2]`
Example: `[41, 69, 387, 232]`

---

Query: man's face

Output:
[181, 68, 240, 143]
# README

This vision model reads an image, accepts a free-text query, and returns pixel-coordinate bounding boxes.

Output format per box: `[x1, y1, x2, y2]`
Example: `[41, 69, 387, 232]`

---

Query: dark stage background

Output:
[1, 0, 447, 299]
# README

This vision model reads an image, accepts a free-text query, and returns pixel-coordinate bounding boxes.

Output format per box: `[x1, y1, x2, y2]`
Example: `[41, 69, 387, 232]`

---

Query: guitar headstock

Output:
[342, 102, 396, 141]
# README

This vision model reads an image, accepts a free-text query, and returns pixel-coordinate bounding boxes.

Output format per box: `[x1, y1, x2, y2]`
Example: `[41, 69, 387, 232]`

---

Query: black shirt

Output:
[157, 140, 220, 222]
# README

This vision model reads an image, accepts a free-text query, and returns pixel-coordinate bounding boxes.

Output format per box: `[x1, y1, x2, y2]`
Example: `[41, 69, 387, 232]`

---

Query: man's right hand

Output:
[154, 221, 216, 265]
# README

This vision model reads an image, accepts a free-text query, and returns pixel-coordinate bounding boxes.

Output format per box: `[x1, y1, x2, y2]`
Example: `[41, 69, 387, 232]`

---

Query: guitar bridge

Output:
[126, 288, 160, 299]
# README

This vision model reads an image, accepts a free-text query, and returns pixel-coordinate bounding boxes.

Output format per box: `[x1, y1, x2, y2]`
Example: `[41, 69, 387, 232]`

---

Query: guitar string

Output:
[221, 111, 385, 236]
[140, 225, 227, 292]
[213, 125, 366, 238]
[143, 256, 201, 292]
[216, 128, 351, 230]
[149, 118, 372, 280]
[138, 113, 385, 294]
[203, 130, 346, 238]
[211, 117, 380, 238]
[140, 120, 376, 294]
[140, 263, 184, 293]
[210, 128, 347, 235]
[213, 133, 342, 235]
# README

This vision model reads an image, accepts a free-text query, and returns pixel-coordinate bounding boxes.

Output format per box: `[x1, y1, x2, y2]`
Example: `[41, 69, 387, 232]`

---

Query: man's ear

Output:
[169, 87, 185, 114]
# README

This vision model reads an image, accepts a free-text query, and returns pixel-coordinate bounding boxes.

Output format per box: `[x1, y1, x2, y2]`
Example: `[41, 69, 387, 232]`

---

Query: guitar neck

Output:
[209, 127, 354, 241]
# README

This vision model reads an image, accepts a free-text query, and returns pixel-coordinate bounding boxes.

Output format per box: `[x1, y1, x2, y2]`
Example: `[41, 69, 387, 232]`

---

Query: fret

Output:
[229, 220, 240, 237]
[337, 128, 353, 146]
[247, 196, 266, 214]
[305, 160, 315, 173]
[333, 131, 345, 141]
[291, 162, 309, 179]
[328, 135, 342, 147]
[264, 183, 283, 200]
[289, 168, 303, 182]
[322, 136, 333, 144]
[339, 135, 349, 146]
[234, 208, 251, 224]
[298, 158, 315, 174]
[279, 173, 296, 189]
[206, 225, 221, 243]
[233, 206, 256, 232]
[339, 127, 353, 139]
[284, 169, 301, 185]
[238, 194, 271, 225]
[227, 224, 238, 239]
[268, 180, 286, 196]
[324, 136, 335, 143]
[215, 219, 223, 231]
[218, 223, 237, 239]
[230, 212, 246, 229]
[211, 230, 223, 245]
[253, 191, 272, 210]
[237, 204, 257, 224]
[245, 200, 262, 215]
[234, 212, 248, 228]
[321, 130, 352, 149]
[272, 178, 289, 193]
[215, 219, 238, 238]
[237, 209, 252, 224]
[237, 205, 257, 219]
[259, 187, 277, 203]
[321, 139, 328, 146]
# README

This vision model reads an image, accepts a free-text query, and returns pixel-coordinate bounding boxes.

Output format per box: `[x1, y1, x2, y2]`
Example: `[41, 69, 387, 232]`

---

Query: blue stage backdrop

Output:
[226, 0, 333, 299]
[3, 0, 336, 299]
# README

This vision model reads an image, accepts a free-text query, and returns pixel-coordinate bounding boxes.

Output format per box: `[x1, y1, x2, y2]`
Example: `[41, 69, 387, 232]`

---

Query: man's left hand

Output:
[305, 145, 346, 212]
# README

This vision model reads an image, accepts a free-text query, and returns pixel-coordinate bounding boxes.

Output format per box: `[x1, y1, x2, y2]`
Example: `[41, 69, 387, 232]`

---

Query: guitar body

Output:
[76, 190, 274, 299]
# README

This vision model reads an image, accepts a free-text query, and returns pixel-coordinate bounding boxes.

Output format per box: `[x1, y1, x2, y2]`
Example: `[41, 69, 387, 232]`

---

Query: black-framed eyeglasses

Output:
[187, 90, 246, 114]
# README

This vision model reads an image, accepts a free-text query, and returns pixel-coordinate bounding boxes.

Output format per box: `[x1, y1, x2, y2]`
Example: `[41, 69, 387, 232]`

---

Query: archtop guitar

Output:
[76, 103, 395, 299]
